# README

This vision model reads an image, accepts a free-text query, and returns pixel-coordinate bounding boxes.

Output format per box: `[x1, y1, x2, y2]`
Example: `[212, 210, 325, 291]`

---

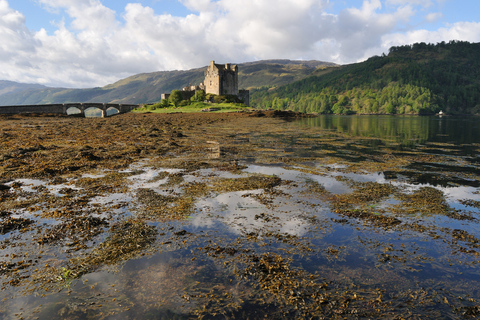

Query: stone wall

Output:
[238, 90, 250, 106]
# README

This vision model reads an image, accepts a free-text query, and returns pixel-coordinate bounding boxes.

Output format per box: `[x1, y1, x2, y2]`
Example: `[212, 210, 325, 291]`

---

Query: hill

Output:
[250, 41, 480, 115]
[0, 60, 335, 106]
[0, 80, 46, 96]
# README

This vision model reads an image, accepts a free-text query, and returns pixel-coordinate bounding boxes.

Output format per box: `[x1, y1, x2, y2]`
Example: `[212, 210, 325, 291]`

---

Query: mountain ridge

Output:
[0, 60, 336, 106]
[0, 80, 47, 97]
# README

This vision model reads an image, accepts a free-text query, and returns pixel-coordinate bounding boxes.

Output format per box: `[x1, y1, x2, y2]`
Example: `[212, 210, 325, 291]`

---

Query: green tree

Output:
[169, 90, 183, 107]
[159, 99, 170, 108]
[191, 90, 206, 102]
[384, 102, 395, 114]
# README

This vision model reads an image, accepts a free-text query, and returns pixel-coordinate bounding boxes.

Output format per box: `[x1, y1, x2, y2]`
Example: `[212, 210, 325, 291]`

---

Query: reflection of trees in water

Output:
[299, 116, 480, 147]
[301, 116, 432, 147]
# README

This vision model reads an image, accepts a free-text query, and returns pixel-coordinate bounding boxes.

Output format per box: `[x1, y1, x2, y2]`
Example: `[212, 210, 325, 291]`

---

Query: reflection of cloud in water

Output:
[311, 175, 352, 194]
[127, 168, 182, 190]
[7, 178, 81, 196]
[6, 179, 45, 193]
[82, 173, 105, 179]
[81, 254, 202, 316]
[89, 193, 134, 217]
[192, 190, 312, 237]
[245, 164, 354, 194]
[343, 172, 387, 183]
[440, 186, 480, 202]
[389, 181, 480, 204]
[244, 165, 305, 180]
[192, 164, 478, 240]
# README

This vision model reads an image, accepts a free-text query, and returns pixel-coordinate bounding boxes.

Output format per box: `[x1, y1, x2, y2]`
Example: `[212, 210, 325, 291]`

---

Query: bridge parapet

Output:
[0, 103, 140, 117]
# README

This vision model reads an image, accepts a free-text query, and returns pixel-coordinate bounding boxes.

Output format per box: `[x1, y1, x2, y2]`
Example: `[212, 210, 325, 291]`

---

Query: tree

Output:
[159, 99, 170, 108]
[191, 90, 206, 102]
[384, 102, 395, 114]
[169, 90, 183, 107]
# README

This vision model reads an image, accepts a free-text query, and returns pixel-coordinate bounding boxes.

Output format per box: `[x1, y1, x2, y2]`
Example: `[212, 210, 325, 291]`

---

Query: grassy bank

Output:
[132, 102, 251, 114]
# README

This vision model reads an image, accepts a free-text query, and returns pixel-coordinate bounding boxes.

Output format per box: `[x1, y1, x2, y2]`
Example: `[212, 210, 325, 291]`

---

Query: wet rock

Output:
[452, 229, 479, 244]
[76, 151, 101, 161]
[0, 211, 11, 217]
[174, 229, 189, 237]
[463, 305, 480, 317]
[0, 217, 34, 234]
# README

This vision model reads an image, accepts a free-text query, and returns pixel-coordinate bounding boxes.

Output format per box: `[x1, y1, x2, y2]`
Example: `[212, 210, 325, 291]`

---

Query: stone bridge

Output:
[0, 103, 140, 117]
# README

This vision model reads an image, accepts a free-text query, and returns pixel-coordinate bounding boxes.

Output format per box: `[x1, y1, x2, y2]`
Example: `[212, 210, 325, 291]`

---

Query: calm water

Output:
[1, 115, 480, 319]
[299, 115, 480, 145]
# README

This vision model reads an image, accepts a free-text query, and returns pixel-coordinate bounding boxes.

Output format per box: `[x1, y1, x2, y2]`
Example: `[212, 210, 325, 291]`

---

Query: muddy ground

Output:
[0, 110, 307, 180]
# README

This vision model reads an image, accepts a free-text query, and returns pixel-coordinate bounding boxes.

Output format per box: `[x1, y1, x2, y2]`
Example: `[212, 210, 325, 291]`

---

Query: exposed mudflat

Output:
[0, 112, 479, 319]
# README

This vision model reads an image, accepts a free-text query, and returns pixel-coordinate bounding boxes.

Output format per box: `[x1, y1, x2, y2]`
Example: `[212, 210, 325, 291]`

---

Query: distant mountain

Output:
[251, 41, 480, 115]
[0, 60, 336, 106]
[0, 80, 46, 96]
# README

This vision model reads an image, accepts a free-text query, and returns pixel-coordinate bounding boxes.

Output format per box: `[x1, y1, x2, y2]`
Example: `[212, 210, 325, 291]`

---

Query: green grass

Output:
[132, 102, 251, 114]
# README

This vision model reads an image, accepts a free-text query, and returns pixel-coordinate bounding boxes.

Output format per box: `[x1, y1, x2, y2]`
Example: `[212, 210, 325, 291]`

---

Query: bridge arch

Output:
[66, 106, 83, 116]
[84, 107, 104, 118]
[106, 106, 120, 116]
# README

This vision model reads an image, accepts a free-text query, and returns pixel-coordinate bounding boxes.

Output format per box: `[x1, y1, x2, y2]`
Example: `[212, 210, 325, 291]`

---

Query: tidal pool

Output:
[1, 114, 479, 319]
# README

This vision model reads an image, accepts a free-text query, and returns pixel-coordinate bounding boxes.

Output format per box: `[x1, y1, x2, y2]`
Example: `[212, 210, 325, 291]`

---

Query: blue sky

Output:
[1, 0, 479, 88]
[9, 0, 195, 33]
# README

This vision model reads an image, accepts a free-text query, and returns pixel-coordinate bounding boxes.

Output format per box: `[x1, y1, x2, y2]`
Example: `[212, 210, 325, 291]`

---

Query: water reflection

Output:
[298, 115, 480, 146]
[193, 189, 316, 237]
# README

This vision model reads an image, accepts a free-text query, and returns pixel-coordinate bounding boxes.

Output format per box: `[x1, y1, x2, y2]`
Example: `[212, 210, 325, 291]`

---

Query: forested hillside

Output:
[251, 41, 480, 115]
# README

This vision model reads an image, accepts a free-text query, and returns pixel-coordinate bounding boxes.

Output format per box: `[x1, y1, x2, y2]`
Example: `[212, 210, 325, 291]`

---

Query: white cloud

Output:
[383, 21, 480, 47]
[386, 0, 434, 7]
[0, 0, 478, 88]
[425, 12, 443, 23]
[0, 1, 37, 73]
[38, 0, 117, 32]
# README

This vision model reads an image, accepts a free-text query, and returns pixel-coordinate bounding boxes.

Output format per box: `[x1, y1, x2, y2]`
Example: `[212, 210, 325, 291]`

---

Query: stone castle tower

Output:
[162, 60, 249, 106]
[204, 61, 239, 96]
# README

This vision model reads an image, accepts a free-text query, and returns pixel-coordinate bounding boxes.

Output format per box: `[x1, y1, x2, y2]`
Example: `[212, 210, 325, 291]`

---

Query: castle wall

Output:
[221, 66, 238, 95]
[181, 91, 196, 101]
[238, 90, 250, 106]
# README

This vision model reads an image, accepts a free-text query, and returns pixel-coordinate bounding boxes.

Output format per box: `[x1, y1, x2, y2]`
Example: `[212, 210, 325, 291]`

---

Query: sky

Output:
[1, 0, 479, 88]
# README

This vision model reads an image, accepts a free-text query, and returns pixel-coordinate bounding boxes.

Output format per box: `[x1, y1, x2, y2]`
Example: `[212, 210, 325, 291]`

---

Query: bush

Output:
[213, 95, 224, 103]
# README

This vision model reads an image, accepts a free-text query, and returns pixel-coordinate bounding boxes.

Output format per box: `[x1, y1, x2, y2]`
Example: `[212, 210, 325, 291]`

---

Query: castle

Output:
[161, 61, 249, 106]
